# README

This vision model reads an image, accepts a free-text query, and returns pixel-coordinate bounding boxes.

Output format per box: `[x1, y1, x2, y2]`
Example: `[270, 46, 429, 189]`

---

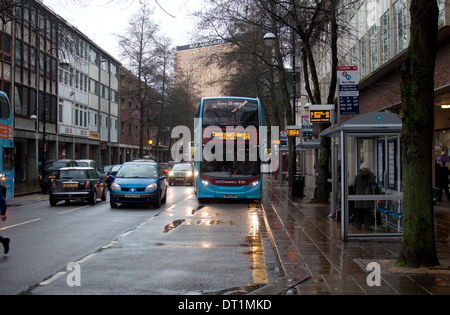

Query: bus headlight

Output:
[201, 180, 211, 187]
[251, 181, 260, 187]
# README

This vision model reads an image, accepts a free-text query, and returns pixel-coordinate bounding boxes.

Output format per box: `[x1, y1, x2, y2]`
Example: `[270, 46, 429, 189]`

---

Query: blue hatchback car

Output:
[109, 161, 167, 208]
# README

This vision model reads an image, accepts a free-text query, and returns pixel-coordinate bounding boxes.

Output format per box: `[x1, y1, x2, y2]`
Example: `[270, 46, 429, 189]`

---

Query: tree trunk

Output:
[398, 0, 439, 268]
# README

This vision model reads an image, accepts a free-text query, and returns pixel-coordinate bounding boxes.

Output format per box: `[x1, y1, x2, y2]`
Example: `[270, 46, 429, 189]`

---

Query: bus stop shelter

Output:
[320, 112, 403, 240]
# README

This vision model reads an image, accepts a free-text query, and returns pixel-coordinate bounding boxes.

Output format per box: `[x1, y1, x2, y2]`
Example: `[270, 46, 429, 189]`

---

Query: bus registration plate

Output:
[223, 194, 237, 198]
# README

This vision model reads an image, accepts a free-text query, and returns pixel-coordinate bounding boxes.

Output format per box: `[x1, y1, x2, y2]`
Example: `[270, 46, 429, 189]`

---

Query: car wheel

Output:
[89, 190, 97, 205]
[110, 200, 118, 208]
[101, 188, 107, 201]
[154, 195, 161, 208]
[49, 197, 57, 206]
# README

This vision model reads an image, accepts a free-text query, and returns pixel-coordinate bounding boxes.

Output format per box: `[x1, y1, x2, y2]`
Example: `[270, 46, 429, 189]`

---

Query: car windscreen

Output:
[116, 164, 158, 179]
[46, 162, 70, 171]
[58, 170, 88, 179]
[172, 164, 192, 171]
[111, 165, 122, 171]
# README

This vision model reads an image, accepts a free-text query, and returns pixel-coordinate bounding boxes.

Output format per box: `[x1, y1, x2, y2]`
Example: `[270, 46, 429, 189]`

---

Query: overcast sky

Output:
[43, 0, 202, 60]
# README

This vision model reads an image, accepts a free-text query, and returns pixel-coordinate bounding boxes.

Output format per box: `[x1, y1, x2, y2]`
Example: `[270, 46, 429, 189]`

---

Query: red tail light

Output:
[85, 181, 91, 189]
[51, 181, 56, 189]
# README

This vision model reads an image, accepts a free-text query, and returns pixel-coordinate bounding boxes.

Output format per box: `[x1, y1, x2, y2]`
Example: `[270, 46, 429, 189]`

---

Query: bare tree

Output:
[117, 2, 159, 158]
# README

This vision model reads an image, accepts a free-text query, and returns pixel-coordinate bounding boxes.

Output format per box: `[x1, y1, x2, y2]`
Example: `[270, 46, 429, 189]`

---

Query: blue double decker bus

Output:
[0, 91, 14, 199]
[194, 97, 263, 201]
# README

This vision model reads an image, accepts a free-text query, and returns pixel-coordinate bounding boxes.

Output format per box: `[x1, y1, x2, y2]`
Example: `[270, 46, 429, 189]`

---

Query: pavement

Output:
[10, 179, 450, 295]
[258, 176, 450, 295]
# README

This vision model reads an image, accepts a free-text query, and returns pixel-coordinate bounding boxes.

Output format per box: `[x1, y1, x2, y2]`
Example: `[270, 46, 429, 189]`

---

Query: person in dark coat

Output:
[436, 160, 450, 202]
[0, 184, 9, 254]
[353, 162, 376, 230]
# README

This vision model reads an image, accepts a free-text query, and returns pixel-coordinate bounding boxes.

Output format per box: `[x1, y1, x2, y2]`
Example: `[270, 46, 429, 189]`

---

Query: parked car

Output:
[105, 164, 122, 189]
[168, 163, 194, 186]
[76, 159, 104, 177]
[49, 167, 107, 206]
[109, 161, 167, 208]
[39, 159, 79, 194]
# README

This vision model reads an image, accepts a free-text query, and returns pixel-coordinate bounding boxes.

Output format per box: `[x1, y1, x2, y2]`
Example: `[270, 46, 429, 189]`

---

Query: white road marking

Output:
[0, 218, 42, 231]
[58, 205, 90, 215]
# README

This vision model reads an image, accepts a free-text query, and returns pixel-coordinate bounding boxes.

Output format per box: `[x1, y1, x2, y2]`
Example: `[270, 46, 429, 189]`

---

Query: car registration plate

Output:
[63, 183, 78, 188]
[223, 194, 237, 198]
[125, 194, 140, 198]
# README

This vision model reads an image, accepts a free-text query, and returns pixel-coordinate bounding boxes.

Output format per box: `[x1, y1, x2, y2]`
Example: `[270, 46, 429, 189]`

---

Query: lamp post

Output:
[264, 31, 299, 186]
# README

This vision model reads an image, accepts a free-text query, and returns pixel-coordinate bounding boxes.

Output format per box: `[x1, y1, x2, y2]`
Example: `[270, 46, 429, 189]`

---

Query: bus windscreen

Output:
[202, 99, 259, 126]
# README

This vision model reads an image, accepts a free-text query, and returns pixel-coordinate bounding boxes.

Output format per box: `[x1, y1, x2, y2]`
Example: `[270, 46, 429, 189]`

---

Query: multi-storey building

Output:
[58, 19, 120, 167]
[316, 0, 450, 156]
[0, 0, 121, 187]
[174, 39, 235, 100]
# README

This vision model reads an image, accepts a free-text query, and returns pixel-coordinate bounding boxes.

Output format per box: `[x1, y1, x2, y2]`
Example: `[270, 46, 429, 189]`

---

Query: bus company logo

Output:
[342, 71, 351, 80]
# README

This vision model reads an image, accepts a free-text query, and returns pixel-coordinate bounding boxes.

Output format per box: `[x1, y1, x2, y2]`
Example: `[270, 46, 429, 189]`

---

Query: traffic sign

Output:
[337, 66, 359, 115]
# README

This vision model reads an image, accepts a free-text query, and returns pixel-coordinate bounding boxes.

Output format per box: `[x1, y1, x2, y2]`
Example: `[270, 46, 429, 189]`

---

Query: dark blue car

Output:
[109, 161, 167, 208]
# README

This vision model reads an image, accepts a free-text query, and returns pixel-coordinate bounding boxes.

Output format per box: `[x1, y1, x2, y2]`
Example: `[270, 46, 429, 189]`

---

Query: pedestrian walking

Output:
[0, 184, 9, 254]
[353, 162, 376, 230]
[436, 160, 450, 202]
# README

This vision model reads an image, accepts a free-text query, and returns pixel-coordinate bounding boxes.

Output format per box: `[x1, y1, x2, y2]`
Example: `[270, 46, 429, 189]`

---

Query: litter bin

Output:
[292, 175, 304, 198]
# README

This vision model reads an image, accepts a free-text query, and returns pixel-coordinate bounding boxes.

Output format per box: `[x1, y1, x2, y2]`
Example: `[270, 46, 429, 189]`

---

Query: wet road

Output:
[0, 185, 279, 295]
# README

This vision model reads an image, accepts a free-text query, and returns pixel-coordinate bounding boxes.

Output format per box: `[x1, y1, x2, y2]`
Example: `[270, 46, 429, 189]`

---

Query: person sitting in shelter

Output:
[353, 162, 376, 230]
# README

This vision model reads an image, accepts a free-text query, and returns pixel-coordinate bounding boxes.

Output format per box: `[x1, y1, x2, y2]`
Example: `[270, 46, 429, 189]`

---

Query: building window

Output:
[89, 48, 100, 66]
[111, 89, 118, 103]
[89, 79, 99, 95]
[380, 10, 391, 65]
[74, 104, 88, 127]
[393, 0, 407, 55]
[351, 46, 357, 66]
[438, 0, 445, 26]
[360, 38, 366, 78]
[58, 98, 63, 123]
[101, 84, 109, 100]
[369, 25, 377, 73]
[101, 58, 109, 72]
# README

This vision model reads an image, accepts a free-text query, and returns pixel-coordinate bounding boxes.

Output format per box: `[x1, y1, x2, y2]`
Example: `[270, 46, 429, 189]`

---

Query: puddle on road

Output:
[164, 219, 185, 233]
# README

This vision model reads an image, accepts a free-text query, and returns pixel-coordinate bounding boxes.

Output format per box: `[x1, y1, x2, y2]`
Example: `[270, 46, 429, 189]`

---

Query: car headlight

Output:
[186, 171, 193, 177]
[169, 170, 174, 176]
[111, 183, 121, 191]
[145, 183, 158, 191]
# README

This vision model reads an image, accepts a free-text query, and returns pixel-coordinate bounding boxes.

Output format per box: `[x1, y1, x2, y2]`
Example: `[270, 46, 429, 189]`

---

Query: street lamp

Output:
[264, 31, 299, 188]
[263, 32, 276, 47]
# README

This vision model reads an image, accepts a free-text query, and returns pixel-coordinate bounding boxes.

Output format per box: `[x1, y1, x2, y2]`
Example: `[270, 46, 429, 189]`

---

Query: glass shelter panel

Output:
[344, 133, 403, 238]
